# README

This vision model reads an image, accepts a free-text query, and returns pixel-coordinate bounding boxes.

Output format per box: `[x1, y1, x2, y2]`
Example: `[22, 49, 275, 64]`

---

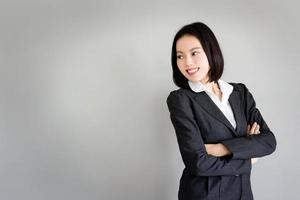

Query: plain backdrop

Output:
[0, 0, 299, 199]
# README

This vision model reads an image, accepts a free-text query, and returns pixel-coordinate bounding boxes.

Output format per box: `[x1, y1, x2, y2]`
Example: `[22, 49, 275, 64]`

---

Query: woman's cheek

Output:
[177, 61, 184, 71]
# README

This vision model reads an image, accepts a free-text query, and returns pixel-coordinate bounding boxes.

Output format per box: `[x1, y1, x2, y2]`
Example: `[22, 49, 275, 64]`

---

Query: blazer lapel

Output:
[194, 90, 242, 136]
[228, 90, 243, 135]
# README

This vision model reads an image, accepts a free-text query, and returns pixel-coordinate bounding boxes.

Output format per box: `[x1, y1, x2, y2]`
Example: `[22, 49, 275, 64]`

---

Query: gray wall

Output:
[0, 0, 298, 199]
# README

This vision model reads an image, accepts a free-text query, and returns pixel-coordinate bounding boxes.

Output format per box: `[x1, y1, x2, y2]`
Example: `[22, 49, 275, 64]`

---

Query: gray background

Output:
[0, 0, 298, 199]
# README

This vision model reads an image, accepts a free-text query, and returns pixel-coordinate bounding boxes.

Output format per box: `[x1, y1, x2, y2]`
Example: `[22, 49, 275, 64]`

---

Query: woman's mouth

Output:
[186, 67, 199, 75]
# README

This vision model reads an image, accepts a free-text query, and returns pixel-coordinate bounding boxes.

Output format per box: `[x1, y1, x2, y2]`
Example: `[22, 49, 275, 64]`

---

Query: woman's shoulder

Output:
[167, 81, 251, 104]
[168, 87, 191, 95]
[227, 82, 253, 101]
[166, 88, 196, 106]
[228, 81, 246, 88]
[167, 87, 196, 99]
[227, 81, 250, 93]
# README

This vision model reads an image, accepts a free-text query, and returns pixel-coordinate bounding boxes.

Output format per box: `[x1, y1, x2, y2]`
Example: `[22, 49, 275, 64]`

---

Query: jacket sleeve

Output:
[167, 90, 251, 176]
[221, 83, 277, 159]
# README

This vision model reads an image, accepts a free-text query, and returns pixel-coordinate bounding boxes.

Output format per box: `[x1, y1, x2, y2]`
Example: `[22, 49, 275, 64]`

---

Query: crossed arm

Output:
[204, 84, 276, 162]
[205, 122, 261, 164]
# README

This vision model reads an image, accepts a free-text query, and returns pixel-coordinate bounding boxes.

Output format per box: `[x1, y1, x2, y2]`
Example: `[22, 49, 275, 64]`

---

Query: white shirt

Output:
[188, 79, 237, 129]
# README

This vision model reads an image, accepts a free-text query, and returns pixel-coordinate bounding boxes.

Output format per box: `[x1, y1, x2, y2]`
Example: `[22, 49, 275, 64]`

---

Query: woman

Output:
[166, 22, 277, 200]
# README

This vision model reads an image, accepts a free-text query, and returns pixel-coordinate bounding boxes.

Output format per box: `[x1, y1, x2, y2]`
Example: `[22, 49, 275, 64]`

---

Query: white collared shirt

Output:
[188, 79, 237, 129]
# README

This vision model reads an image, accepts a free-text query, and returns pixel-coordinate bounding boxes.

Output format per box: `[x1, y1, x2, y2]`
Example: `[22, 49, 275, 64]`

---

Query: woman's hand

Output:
[204, 143, 231, 157]
[247, 122, 261, 164]
[247, 121, 260, 135]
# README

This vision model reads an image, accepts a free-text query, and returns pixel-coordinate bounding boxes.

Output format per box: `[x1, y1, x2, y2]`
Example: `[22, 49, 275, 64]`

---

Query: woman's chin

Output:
[187, 77, 202, 83]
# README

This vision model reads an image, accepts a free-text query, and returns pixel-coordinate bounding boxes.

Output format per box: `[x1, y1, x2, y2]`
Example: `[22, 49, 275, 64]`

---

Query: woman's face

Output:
[176, 35, 210, 84]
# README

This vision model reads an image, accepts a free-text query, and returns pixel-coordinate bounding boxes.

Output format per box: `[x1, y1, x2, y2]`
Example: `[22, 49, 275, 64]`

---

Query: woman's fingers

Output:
[250, 122, 257, 134]
[247, 122, 261, 135]
[247, 124, 250, 134]
[254, 124, 260, 134]
[251, 158, 259, 164]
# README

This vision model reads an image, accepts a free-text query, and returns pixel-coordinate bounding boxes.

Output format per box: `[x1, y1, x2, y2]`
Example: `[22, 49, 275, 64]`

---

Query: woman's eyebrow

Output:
[176, 47, 202, 53]
[190, 47, 202, 51]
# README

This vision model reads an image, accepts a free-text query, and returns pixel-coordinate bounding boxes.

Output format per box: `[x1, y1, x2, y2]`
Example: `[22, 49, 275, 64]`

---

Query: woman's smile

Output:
[186, 67, 200, 75]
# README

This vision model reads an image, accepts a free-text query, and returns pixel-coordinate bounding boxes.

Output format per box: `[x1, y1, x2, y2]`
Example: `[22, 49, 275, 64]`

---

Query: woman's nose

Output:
[185, 56, 194, 67]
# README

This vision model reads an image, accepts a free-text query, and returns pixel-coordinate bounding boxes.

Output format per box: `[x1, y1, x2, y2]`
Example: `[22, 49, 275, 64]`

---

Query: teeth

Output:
[187, 68, 199, 74]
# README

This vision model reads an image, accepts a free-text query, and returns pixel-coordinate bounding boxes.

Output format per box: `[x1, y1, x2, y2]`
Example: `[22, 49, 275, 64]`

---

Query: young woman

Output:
[166, 22, 277, 200]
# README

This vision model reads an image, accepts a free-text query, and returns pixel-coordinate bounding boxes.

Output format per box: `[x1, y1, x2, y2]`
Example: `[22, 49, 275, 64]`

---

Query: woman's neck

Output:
[203, 81, 222, 100]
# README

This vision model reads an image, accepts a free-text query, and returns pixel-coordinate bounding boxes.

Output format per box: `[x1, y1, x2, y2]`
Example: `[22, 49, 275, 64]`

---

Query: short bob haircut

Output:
[171, 22, 224, 89]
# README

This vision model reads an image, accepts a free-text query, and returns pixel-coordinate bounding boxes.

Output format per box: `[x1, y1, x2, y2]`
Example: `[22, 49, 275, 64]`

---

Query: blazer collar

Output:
[192, 83, 243, 136]
[188, 79, 233, 102]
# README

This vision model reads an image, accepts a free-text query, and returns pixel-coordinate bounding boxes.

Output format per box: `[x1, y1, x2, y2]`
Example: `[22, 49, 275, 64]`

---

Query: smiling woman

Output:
[166, 22, 277, 200]
[176, 36, 210, 81]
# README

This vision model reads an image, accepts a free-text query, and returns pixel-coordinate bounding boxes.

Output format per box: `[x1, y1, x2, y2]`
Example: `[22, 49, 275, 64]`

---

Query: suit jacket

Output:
[166, 82, 276, 200]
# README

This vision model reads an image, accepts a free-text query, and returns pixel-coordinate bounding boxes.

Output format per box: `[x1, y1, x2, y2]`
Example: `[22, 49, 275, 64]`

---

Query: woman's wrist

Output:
[205, 143, 232, 157]
[216, 143, 232, 157]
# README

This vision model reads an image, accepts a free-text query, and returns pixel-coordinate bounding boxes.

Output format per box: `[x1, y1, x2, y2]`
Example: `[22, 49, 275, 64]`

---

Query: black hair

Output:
[171, 22, 224, 89]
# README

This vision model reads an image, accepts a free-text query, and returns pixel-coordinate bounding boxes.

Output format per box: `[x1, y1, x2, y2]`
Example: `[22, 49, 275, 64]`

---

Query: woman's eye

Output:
[192, 51, 199, 56]
[177, 55, 183, 59]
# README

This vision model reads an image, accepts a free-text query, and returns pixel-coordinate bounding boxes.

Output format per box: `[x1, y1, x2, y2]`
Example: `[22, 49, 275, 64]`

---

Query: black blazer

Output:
[167, 82, 276, 200]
